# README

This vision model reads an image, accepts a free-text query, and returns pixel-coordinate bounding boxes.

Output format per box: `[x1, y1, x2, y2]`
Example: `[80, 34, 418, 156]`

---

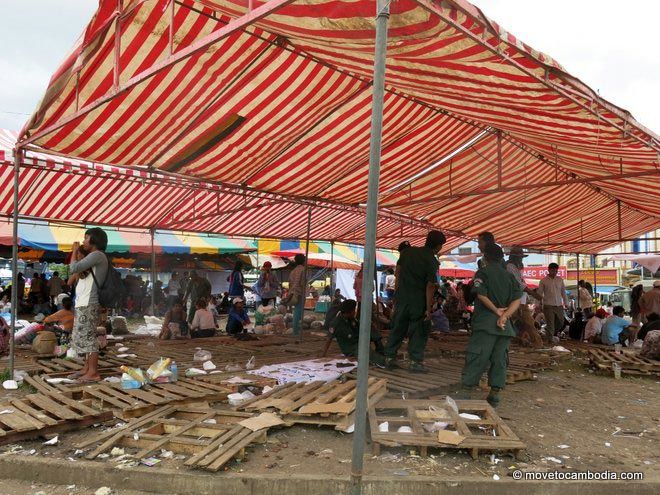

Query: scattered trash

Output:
[493, 474, 500, 480]
[141, 457, 161, 467]
[202, 360, 217, 371]
[185, 368, 207, 376]
[95, 487, 114, 495]
[345, 423, 355, 433]
[120, 366, 146, 389]
[2, 380, 18, 390]
[444, 396, 459, 414]
[378, 422, 389, 432]
[422, 421, 449, 433]
[557, 444, 570, 449]
[551, 346, 571, 353]
[193, 349, 212, 362]
[147, 358, 173, 382]
[45, 377, 77, 384]
[319, 449, 333, 455]
[203, 418, 217, 424]
[43, 436, 58, 445]
[225, 363, 243, 372]
[566, 409, 573, 413]
[392, 470, 409, 476]
[110, 447, 125, 456]
[117, 347, 129, 353]
[545, 457, 562, 464]
[104, 376, 121, 384]
[605, 442, 611, 447]
[397, 426, 413, 433]
[133, 432, 140, 441]
[246, 356, 256, 370]
[160, 449, 174, 459]
[459, 413, 481, 421]
[0, 409, 14, 415]
[227, 390, 256, 406]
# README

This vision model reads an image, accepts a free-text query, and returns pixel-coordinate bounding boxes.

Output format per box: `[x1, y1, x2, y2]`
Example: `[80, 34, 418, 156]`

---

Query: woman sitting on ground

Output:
[159, 300, 190, 339]
[227, 297, 251, 336]
[43, 296, 75, 344]
[190, 298, 217, 338]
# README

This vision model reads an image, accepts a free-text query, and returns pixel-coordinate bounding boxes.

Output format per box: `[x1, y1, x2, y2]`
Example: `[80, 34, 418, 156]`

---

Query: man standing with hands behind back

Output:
[68, 228, 109, 383]
[385, 230, 445, 373]
[537, 262, 569, 341]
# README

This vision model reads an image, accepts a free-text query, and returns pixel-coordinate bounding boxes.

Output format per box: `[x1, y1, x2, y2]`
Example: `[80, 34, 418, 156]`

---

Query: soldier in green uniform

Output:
[321, 299, 385, 367]
[461, 243, 522, 407]
[385, 230, 446, 373]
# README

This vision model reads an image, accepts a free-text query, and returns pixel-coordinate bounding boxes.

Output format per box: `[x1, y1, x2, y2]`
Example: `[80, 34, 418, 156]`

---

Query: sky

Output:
[0, 0, 658, 135]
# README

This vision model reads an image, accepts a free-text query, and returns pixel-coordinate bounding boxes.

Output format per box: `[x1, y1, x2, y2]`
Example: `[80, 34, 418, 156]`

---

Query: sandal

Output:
[76, 377, 101, 384]
[66, 371, 84, 380]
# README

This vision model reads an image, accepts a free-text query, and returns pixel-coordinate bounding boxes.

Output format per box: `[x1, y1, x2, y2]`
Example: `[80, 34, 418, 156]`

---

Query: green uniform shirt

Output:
[396, 246, 439, 307]
[472, 263, 523, 337]
[330, 314, 359, 355]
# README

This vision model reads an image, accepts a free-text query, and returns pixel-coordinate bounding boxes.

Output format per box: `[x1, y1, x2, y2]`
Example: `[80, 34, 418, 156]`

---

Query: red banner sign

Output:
[567, 269, 619, 286]
[522, 266, 567, 279]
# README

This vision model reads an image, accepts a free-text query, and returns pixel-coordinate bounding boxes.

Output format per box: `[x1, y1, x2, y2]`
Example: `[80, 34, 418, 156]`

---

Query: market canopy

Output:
[6, 0, 660, 253]
[0, 221, 255, 255]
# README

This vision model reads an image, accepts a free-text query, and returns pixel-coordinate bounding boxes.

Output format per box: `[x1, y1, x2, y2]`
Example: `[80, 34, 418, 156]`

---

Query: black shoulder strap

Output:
[88, 252, 110, 290]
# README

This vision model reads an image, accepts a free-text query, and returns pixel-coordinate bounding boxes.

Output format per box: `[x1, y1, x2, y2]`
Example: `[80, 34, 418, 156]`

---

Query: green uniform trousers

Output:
[461, 331, 511, 389]
[385, 303, 431, 363]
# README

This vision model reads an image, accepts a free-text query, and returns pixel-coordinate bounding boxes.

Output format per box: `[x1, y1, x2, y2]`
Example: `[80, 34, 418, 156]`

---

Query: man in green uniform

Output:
[385, 230, 446, 373]
[461, 243, 522, 407]
[321, 299, 385, 367]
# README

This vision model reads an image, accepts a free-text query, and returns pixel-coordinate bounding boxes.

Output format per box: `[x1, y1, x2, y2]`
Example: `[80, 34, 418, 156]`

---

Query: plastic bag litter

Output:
[2, 380, 18, 390]
[245, 356, 256, 370]
[202, 360, 216, 371]
[193, 349, 212, 362]
[227, 390, 256, 406]
[551, 345, 571, 353]
[146, 358, 172, 381]
[225, 363, 242, 372]
[459, 413, 481, 421]
[144, 316, 163, 326]
[185, 368, 207, 376]
[422, 422, 449, 433]
[444, 396, 459, 414]
[378, 422, 389, 432]
[397, 426, 413, 433]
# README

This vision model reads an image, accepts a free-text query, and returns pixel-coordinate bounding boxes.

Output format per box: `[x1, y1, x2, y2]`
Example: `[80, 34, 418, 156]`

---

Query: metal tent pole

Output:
[299, 206, 312, 342]
[330, 241, 335, 292]
[350, 1, 389, 493]
[8, 148, 22, 378]
[576, 253, 580, 310]
[593, 256, 598, 306]
[150, 228, 156, 315]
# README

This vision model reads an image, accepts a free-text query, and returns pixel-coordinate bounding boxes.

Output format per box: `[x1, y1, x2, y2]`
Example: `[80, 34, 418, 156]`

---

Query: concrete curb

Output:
[0, 456, 657, 495]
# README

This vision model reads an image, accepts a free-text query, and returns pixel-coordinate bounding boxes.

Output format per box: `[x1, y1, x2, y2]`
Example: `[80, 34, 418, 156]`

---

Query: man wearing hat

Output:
[639, 280, 660, 320]
[461, 243, 522, 407]
[506, 246, 543, 348]
[385, 230, 445, 373]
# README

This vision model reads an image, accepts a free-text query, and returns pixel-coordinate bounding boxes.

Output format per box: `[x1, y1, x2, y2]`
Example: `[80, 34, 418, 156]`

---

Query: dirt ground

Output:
[0, 480, 157, 495]
[1, 359, 658, 490]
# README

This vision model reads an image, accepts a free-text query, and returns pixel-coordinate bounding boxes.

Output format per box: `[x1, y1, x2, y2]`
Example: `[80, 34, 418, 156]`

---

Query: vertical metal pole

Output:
[330, 241, 335, 292]
[9, 148, 22, 378]
[351, 2, 389, 493]
[576, 253, 580, 310]
[617, 200, 623, 240]
[593, 255, 598, 307]
[150, 228, 156, 316]
[299, 206, 312, 342]
[496, 130, 502, 190]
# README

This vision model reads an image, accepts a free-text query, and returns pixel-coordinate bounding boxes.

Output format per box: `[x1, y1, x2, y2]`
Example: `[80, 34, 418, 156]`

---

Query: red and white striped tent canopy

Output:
[6, 0, 660, 253]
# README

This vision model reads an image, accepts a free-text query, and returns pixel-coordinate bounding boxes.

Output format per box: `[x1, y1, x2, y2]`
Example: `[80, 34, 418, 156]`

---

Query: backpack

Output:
[90, 255, 126, 309]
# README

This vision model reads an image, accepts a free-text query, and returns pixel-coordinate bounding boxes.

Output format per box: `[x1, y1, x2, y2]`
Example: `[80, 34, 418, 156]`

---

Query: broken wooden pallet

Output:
[0, 392, 111, 445]
[78, 404, 268, 471]
[235, 377, 388, 431]
[589, 349, 660, 376]
[73, 378, 230, 418]
[369, 398, 525, 459]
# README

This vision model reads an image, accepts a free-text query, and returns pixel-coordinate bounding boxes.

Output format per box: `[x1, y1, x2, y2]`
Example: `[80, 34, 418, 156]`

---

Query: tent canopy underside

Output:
[4, 0, 659, 254]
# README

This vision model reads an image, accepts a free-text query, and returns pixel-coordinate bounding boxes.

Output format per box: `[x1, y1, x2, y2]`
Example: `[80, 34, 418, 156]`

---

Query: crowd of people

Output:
[320, 229, 660, 408]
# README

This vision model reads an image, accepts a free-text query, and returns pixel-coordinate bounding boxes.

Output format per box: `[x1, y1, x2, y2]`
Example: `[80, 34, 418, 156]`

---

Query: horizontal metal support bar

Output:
[382, 169, 660, 207]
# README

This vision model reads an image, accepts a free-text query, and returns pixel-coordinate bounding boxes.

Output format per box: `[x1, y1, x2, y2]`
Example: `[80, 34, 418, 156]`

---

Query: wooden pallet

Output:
[236, 378, 388, 431]
[78, 404, 268, 471]
[589, 348, 660, 376]
[72, 379, 230, 418]
[369, 398, 525, 459]
[0, 392, 111, 445]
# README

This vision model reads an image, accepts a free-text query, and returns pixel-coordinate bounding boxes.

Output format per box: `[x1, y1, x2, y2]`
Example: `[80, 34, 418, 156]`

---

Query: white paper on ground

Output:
[43, 436, 59, 445]
[202, 360, 217, 371]
[45, 378, 77, 384]
[459, 413, 481, 421]
[2, 380, 18, 390]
